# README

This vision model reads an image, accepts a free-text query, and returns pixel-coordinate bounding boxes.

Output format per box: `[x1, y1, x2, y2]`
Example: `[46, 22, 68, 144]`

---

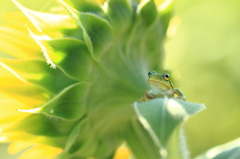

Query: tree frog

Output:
[138, 71, 186, 102]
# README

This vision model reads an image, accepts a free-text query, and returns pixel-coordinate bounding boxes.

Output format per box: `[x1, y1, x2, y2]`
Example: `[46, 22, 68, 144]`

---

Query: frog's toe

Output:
[146, 94, 154, 99]
[175, 97, 186, 101]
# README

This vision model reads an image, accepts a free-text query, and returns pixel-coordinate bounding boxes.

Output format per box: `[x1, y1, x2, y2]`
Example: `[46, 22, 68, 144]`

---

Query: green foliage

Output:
[196, 138, 240, 159]
[2, 0, 172, 158]
[134, 99, 205, 159]
[45, 38, 93, 81]
[0, 59, 77, 93]
[165, 0, 240, 157]
[2, 0, 239, 158]
[39, 82, 90, 120]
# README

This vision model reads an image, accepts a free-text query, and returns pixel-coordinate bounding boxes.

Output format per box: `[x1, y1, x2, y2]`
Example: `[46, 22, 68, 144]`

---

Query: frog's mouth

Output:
[148, 79, 171, 91]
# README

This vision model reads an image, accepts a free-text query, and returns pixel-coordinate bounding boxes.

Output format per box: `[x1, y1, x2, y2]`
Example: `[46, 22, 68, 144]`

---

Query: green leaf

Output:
[58, 120, 84, 159]
[63, 119, 98, 158]
[0, 59, 77, 94]
[167, 125, 189, 159]
[70, 0, 105, 17]
[18, 82, 90, 120]
[124, 117, 162, 159]
[44, 38, 93, 81]
[158, 0, 174, 32]
[58, 0, 113, 61]
[137, 0, 158, 27]
[6, 114, 76, 138]
[134, 98, 205, 157]
[77, 13, 113, 60]
[0, 1, 179, 159]
[195, 138, 240, 159]
[107, 0, 133, 34]
[139, 19, 165, 70]
[39, 82, 90, 120]
[68, 135, 98, 159]
[125, 7, 164, 70]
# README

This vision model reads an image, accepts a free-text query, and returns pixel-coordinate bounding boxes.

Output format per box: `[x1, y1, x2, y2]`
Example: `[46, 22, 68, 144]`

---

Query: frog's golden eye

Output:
[163, 73, 170, 81]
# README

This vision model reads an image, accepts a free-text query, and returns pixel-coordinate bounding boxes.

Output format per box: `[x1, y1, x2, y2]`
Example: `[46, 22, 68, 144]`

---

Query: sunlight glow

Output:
[205, 138, 240, 158]
[0, 136, 8, 141]
[158, 0, 173, 11]
[12, 0, 42, 32]
[28, 28, 56, 69]
[17, 108, 41, 113]
[0, 62, 26, 83]
[167, 99, 187, 119]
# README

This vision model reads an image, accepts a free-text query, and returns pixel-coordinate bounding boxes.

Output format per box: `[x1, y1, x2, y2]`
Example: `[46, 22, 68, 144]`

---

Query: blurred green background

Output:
[165, 0, 240, 158]
[1, 0, 240, 158]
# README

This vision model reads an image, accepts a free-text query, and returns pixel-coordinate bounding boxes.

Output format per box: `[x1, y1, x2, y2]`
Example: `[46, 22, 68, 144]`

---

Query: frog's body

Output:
[138, 71, 185, 102]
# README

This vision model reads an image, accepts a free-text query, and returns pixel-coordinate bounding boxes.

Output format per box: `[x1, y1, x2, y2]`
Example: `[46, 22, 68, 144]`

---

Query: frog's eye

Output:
[163, 73, 170, 81]
[148, 71, 156, 76]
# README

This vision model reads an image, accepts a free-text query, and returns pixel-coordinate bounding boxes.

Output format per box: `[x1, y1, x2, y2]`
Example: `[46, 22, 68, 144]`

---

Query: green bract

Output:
[134, 99, 205, 159]
[0, 0, 206, 158]
[195, 138, 240, 159]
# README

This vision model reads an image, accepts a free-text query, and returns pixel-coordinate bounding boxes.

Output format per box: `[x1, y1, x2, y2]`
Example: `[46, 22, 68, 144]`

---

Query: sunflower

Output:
[0, 0, 204, 159]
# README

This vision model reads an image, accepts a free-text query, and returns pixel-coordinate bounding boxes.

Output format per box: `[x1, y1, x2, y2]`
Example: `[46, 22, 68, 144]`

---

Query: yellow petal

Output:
[139, 0, 173, 10]
[154, 0, 165, 5]
[114, 145, 131, 159]
[0, 77, 51, 107]
[0, 65, 18, 78]
[0, 99, 32, 131]
[0, 99, 29, 116]
[0, 26, 42, 59]
[0, 115, 29, 130]
[0, 98, 29, 129]
[0, 92, 14, 99]
[2, 11, 29, 31]
[93, 0, 105, 4]
[0, 132, 32, 142]
[8, 140, 34, 155]
[18, 144, 62, 159]
[1, 131, 63, 147]
[12, 0, 77, 35]
[50, 6, 69, 14]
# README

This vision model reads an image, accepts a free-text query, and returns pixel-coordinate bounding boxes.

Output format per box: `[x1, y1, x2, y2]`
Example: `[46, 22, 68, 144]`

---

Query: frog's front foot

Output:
[173, 88, 186, 101]
[175, 96, 186, 101]
[146, 94, 154, 99]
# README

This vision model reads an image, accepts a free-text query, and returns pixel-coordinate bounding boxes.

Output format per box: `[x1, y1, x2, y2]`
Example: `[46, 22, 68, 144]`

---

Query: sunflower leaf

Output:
[17, 82, 90, 120]
[44, 38, 93, 81]
[77, 13, 113, 60]
[61, 120, 99, 158]
[124, 117, 162, 159]
[134, 99, 205, 157]
[58, 120, 83, 159]
[137, 0, 158, 27]
[70, 0, 105, 17]
[38, 82, 90, 120]
[59, 0, 113, 61]
[195, 138, 240, 159]
[0, 59, 77, 94]
[7, 113, 76, 137]
[107, 0, 133, 34]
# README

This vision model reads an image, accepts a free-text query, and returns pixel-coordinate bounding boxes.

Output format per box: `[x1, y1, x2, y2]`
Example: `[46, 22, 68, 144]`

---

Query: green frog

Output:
[138, 71, 185, 102]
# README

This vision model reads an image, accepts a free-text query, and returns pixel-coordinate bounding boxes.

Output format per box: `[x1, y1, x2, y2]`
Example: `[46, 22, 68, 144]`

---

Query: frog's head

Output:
[147, 71, 173, 91]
